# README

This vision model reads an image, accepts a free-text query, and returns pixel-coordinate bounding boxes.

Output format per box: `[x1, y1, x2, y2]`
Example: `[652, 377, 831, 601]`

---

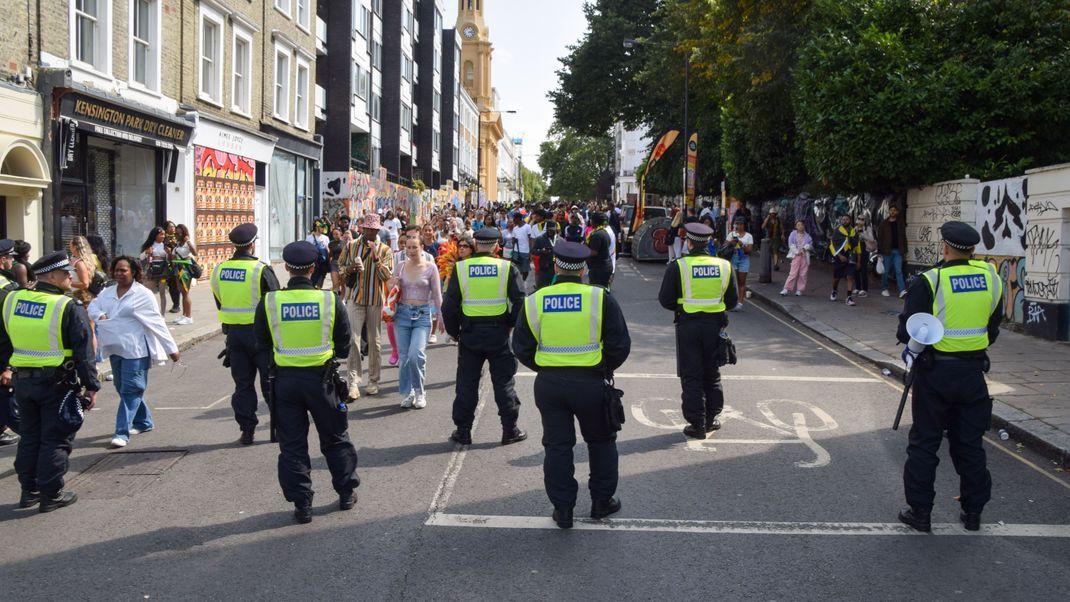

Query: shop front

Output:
[52, 88, 193, 258]
[262, 126, 321, 262]
[188, 116, 276, 278]
[0, 84, 50, 253]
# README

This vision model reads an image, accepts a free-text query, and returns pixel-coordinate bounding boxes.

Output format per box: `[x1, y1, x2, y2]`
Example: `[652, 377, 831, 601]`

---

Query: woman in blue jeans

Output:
[388, 237, 444, 409]
[88, 257, 180, 448]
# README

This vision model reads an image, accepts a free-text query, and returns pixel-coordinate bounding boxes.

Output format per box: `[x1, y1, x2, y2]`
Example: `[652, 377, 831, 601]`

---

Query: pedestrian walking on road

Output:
[512, 241, 631, 528]
[339, 213, 393, 400]
[209, 224, 281, 445]
[897, 221, 1003, 533]
[0, 252, 100, 513]
[389, 237, 444, 410]
[726, 216, 753, 311]
[879, 205, 909, 298]
[89, 257, 180, 449]
[781, 221, 813, 296]
[254, 241, 358, 525]
[442, 227, 527, 447]
[829, 213, 861, 307]
[585, 212, 615, 290]
[659, 222, 738, 438]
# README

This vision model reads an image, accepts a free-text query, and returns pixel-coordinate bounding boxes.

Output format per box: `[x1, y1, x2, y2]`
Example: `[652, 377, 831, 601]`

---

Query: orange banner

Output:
[685, 133, 697, 210]
[635, 130, 680, 232]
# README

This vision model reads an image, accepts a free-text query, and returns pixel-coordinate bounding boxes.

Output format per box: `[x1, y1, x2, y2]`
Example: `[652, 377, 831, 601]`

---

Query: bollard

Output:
[758, 238, 773, 284]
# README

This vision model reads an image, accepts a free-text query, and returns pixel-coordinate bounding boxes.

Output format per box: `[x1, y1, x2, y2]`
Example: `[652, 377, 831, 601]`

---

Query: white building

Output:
[497, 132, 518, 205]
[613, 121, 652, 206]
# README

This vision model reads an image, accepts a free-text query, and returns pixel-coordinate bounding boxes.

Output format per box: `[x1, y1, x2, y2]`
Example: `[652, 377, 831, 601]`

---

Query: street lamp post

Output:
[476, 108, 517, 208]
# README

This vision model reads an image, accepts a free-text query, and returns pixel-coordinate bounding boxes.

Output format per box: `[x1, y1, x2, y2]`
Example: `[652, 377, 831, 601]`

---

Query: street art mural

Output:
[976, 177, 1027, 256]
[319, 168, 466, 225]
[978, 255, 1026, 324]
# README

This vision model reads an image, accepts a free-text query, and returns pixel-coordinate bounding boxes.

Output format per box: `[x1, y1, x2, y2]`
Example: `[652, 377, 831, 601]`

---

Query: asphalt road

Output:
[1, 261, 1068, 600]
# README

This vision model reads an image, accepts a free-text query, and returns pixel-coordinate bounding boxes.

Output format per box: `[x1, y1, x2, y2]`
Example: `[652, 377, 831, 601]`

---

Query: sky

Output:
[443, 0, 588, 173]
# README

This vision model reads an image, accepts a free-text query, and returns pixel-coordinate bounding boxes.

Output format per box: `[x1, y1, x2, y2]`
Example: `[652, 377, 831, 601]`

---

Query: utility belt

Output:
[15, 366, 67, 379]
[922, 350, 990, 372]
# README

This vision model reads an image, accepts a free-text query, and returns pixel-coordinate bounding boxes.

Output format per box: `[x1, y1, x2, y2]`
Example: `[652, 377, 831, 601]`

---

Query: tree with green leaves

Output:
[521, 165, 548, 202]
[538, 124, 614, 202]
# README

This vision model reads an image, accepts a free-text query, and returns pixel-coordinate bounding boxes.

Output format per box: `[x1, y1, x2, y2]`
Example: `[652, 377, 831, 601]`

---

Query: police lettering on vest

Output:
[469, 264, 499, 278]
[281, 303, 320, 321]
[14, 300, 47, 319]
[543, 294, 582, 313]
[219, 268, 248, 282]
[949, 275, 987, 293]
[692, 265, 721, 279]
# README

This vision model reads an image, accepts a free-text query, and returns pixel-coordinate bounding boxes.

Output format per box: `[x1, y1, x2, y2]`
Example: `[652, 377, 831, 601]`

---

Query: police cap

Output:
[474, 227, 500, 243]
[229, 223, 258, 247]
[282, 241, 319, 271]
[684, 222, 714, 242]
[940, 221, 980, 251]
[553, 240, 591, 271]
[32, 251, 76, 275]
[0, 239, 15, 256]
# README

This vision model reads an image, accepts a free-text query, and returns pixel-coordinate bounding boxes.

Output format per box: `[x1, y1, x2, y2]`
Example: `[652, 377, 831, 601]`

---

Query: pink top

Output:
[394, 260, 443, 311]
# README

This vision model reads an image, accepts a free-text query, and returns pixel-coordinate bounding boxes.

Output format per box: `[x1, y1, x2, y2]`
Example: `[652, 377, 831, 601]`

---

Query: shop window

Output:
[72, 0, 111, 74]
[274, 45, 291, 122]
[232, 28, 253, 116]
[295, 58, 310, 130]
[198, 6, 224, 105]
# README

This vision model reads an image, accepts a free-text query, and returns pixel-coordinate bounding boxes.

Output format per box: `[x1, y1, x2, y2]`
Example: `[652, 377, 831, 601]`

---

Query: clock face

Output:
[463, 25, 477, 39]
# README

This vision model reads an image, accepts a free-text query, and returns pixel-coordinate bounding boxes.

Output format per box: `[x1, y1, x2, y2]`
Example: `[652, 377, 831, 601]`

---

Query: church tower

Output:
[457, 0, 504, 204]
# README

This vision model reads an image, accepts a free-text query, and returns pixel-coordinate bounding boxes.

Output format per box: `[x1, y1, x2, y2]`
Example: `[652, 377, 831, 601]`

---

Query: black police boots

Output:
[39, 491, 77, 513]
[683, 424, 706, 440]
[705, 414, 722, 432]
[18, 490, 40, 508]
[898, 507, 932, 532]
[239, 429, 254, 446]
[591, 497, 622, 519]
[960, 511, 981, 531]
[294, 505, 313, 524]
[501, 427, 527, 446]
[552, 507, 574, 529]
[340, 491, 357, 511]
[450, 428, 472, 445]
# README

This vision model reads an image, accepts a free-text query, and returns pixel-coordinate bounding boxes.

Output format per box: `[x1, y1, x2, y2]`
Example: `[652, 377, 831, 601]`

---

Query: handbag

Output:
[188, 258, 204, 280]
[147, 260, 168, 280]
[381, 287, 399, 323]
[87, 269, 108, 296]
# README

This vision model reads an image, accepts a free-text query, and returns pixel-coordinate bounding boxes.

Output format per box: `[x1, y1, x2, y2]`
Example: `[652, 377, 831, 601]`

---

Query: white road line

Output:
[154, 395, 230, 411]
[426, 512, 1070, 538]
[427, 380, 488, 515]
[517, 372, 879, 383]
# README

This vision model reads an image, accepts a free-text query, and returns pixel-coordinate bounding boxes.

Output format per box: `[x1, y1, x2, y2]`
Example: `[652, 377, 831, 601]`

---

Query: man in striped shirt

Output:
[339, 213, 393, 399]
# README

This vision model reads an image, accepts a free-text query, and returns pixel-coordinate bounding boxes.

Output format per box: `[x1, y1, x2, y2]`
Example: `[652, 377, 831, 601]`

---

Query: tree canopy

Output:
[537, 125, 614, 202]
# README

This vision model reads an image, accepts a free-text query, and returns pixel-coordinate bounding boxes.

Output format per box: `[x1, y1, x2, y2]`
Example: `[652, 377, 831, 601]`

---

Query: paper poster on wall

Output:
[194, 145, 255, 279]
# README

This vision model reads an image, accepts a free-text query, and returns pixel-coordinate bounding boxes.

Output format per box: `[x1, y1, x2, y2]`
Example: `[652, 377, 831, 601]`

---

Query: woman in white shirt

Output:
[89, 256, 180, 449]
[305, 222, 331, 289]
[139, 227, 170, 315]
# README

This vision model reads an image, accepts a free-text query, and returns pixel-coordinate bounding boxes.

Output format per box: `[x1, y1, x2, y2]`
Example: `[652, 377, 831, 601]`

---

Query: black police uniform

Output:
[214, 224, 281, 443]
[0, 239, 21, 439]
[530, 222, 559, 290]
[896, 221, 1003, 531]
[512, 242, 631, 526]
[442, 228, 526, 444]
[0, 254, 99, 510]
[253, 242, 358, 521]
[658, 224, 739, 435]
[585, 213, 614, 289]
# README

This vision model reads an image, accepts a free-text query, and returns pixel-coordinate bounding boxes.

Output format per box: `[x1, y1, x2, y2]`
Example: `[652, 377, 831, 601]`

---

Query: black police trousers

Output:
[904, 357, 992, 513]
[452, 324, 521, 430]
[274, 368, 359, 507]
[535, 370, 618, 510]
[0, 385, 19, 434]
[676, 318, 725, 428]
[535, 270, 555, 290]
[589, 269, 613, 290]
[13, 376, 74, 496]
[227, 325, 271, 433]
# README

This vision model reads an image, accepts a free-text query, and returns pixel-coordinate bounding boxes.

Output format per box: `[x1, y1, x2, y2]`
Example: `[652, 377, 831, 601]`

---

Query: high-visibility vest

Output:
[263, 289, 335, 367]
[677, 255, 731, 313]
[922, 260, 1002, 353]
[457, 256, 510, 317]
[2, 289, 73, 367]
[211, 260, 266, 325]
[525, 282, 604, 367]
[0, 272, 15, 291]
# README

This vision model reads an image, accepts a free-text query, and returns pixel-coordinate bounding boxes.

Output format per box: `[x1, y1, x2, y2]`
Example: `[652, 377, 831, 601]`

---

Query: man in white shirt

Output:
[511, 213, 533, 282]
[383, 210, 402, 252]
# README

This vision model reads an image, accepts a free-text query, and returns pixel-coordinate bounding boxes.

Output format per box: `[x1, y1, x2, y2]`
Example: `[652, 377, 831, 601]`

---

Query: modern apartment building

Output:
[413, 0, 443, 189]
[380, 0, 417, 185]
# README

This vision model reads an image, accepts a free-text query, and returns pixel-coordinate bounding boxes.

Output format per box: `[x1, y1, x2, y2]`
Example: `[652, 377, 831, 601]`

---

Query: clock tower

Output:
[457, 0, 504, 203]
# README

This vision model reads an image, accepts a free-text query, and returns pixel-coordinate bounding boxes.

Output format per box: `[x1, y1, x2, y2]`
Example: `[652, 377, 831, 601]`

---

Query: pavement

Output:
[744, 252, 1070, 468]
[1, 261, 1067, 599]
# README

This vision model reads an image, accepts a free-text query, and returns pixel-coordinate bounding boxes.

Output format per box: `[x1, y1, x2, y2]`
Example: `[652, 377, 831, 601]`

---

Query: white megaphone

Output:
[904, 313, 944, 368]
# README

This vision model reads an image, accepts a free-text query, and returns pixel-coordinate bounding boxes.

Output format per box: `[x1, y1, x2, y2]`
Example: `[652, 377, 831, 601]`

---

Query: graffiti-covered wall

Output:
[320, 168, 466, 225]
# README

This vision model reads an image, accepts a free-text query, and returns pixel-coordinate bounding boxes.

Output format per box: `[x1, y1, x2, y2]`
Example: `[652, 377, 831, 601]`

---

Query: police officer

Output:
[658, 222, 738, 439]
[0, 252, 99, 512]
[512, 241, 631, 528]
[897, 221, 1003, 532]
[211, 224, 281, 445]
[253, 241, 358, 524]
[0, 239, 21, 446]
[442, 227, 527, 446]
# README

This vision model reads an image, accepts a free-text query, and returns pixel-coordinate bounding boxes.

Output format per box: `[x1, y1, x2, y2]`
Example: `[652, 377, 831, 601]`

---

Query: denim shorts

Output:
[731, 254, 750, 273]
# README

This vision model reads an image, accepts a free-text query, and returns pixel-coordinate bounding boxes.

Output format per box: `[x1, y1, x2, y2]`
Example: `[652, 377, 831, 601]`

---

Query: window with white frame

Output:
[401, 104, 411, 134]
[372, 0, 381, 17]
[353, 63, 368, 101]
[358, 6, 371, 39]
[130, 0, 159, 89]
[198, 6, 224, 104]
[232, 28, 253, 115]
[372, 41, 382, 70]
[402, 56, 412, 83]
[433, 90, 441, 114]
[294, 58, 310, 129]
[433, 129, 440, 154]
[296, 0, 309, 31]
[371, 91, 381, 121]
[274, 0, 291, 18]
[274, 45, 291, 121]
[72, 0, 110, 73]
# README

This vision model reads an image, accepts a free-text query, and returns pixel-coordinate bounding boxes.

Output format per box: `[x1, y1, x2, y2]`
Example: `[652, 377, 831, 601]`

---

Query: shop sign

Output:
[59, 92, 192, 149]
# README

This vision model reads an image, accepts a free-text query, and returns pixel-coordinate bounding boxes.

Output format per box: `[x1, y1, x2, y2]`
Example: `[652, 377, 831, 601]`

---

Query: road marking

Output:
[427, 379, 489, 515]
[516, 372, 880, 383]
[154, 395, 230, 411]
[426, 512, 1070, 538]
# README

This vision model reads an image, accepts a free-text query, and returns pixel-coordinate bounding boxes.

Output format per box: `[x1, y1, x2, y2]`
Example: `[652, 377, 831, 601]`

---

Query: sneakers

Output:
[400, 392, 415, 409]
[365, 383, 379, 396]
[795, 291, 802, 296]
[39, 491, 78, 513]
[168, 306, 181, 314]
[175, 316, 193, 326]
[0, 430, 19, 446]
[347, 386, 361, 401]
[846, 296, 857, 307]
[899, 290, 908, 299]
[829, 290, 838, 302]
[857, 290, 868, 298]
[110, 437, 128, 448]
[389, 353, 399, 366]
[881, 290, 890, 297]
[428, 333, 438, 344]
[128, 427, 153, 435]
[779, 288, 788, 296]
[413, 393, 427, 409]
[730, 303, 743, 312]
